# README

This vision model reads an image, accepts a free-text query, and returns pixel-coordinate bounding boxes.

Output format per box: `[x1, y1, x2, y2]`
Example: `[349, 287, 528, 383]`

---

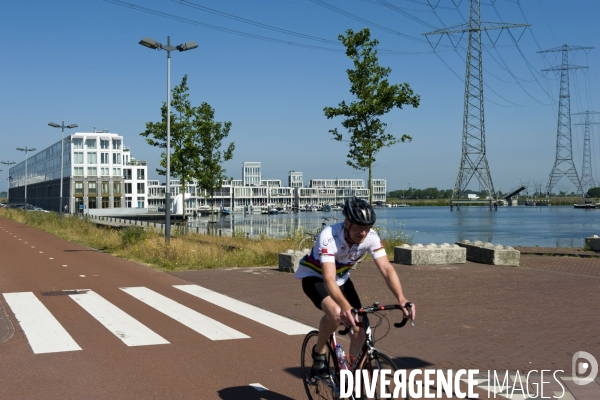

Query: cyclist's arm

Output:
[322, 261, 356, 327]
[373, 256, 416, 320]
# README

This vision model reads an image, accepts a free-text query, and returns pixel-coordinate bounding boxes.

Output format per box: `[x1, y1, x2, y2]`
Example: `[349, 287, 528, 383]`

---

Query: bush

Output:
[121, 226, 147, 246]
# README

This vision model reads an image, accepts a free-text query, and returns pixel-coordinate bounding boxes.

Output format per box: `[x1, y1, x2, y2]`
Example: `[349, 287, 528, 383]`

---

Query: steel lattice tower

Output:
[540, 45, 593, 195]
[424, 0, 527, 201]
[573, 111, 600, 192]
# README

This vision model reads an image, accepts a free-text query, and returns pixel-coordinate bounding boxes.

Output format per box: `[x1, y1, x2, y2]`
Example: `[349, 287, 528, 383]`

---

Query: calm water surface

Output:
[188, 206, 600, 248]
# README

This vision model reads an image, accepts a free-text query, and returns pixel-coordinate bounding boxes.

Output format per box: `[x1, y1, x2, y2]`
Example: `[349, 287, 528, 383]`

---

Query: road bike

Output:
[301, 302, 413, 399]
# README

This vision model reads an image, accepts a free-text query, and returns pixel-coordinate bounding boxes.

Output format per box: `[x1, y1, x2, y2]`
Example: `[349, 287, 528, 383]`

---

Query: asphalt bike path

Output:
[0, 217, 311, 399]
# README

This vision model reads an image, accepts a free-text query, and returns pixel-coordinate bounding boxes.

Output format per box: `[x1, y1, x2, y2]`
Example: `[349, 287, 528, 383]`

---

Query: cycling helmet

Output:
[343, 196, 376, 226]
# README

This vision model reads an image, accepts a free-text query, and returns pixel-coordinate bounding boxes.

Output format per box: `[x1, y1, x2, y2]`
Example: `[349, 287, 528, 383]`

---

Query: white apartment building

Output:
[9, 130, 147, 214]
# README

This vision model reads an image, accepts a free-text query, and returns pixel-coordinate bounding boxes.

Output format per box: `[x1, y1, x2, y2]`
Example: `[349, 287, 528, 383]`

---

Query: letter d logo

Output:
[572, 351, 598, 385]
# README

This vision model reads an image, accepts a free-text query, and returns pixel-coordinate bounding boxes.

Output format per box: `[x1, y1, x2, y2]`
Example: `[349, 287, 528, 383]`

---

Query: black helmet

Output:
[343, 197, 376, 226]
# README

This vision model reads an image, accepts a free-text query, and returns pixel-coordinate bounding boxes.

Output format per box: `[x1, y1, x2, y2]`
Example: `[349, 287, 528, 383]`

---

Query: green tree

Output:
[193, 103, 235, 227]
[587, 187, 600, 198]
[141, 75, 234, 229]
[324, 28, 420, 204]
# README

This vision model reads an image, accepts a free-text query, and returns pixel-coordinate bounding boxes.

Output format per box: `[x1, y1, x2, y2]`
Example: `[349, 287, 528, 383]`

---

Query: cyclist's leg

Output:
[341, 278, 366, 357]
[302, 277, 341, 354]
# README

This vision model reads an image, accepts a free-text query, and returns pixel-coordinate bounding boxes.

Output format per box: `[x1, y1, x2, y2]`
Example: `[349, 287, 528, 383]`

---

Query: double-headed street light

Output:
[139, 36, 198, 242]
[0, 161, 16, 204]
[49, 121, 78, 218]
[16, 147, 37, 211]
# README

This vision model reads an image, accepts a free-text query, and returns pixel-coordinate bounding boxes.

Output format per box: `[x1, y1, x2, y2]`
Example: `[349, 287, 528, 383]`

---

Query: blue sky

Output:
[1, 0, 599, 195]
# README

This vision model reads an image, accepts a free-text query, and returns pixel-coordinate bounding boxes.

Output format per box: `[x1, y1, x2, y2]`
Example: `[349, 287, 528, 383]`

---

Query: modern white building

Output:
[147, 165, 386, 215]
[9, 130, 147, 214]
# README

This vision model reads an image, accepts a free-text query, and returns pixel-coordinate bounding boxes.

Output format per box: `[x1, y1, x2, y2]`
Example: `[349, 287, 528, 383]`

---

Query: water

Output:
[187, 206, 600, 248]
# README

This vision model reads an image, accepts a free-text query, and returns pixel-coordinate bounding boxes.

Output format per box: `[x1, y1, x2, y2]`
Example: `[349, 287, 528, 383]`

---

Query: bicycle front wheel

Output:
[360, 351, 404, 400]
[301, 330, 338, 400]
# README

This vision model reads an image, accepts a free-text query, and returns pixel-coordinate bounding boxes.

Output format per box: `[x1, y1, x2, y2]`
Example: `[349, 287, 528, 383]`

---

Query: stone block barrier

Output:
[585, 235, 600, 251]
[455, 240, 520, 266]
[393, 243, 466, 265]
[278, 249, 310, 273]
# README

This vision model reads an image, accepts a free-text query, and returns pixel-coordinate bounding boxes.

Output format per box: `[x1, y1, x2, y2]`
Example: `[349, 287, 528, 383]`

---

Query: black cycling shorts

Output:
[302, 276, 362, 310]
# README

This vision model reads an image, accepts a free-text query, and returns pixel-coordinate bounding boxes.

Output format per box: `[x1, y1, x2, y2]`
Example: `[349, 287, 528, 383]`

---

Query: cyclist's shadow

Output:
[217, 386, 295, 400]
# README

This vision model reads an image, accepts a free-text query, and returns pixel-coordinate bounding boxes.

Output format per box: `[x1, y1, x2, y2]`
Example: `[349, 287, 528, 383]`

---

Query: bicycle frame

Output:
[330, 314, 377, 374]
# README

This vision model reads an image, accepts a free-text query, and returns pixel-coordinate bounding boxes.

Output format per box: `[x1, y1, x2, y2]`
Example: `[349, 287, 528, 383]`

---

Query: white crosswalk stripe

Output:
[2, 292, 82, 354]
[174, 284, 313, 335]
[120, 286, 250, 341]
[2, 284, 312, 353]
[69, 290, 169, 347]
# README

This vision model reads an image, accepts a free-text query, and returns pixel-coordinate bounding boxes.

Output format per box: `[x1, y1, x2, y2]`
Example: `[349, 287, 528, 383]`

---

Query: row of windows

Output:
[73, 152, 122, 165]
[75, 181, 122, 195]
[73, 182, 142, 197]
[71, 138, 121, 150]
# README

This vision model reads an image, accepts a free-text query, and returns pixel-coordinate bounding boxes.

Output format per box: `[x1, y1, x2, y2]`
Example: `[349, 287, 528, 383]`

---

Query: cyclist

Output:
[295, 196, 415, 378]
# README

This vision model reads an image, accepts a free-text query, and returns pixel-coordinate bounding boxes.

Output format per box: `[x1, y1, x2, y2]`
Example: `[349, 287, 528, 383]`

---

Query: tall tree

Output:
[193, 102, 235, 227]
[324, 28, 420, 204]
[141, 75, 234, 230]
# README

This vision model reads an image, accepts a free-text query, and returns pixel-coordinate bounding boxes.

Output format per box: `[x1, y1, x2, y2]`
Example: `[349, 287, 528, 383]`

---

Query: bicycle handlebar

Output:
[337, 302, 413, 335]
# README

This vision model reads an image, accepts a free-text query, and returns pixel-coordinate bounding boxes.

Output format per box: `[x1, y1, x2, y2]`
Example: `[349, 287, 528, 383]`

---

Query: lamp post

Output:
[16, 147, 37, 210]
[48, 121, 78, 218]
[139, 36, 198, 242]
[1, 161, 15, 204]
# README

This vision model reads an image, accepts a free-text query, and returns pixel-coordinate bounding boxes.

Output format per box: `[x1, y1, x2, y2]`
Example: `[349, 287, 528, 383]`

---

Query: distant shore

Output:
[386, 196, 595, 207]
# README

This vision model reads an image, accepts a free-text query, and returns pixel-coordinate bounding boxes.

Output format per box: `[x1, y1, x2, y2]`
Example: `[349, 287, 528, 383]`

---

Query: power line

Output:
[307, 0, 444, 46]
[173, 0, 341, 46]
[104, 0, 342, 52]
[104, 0, 438, 55]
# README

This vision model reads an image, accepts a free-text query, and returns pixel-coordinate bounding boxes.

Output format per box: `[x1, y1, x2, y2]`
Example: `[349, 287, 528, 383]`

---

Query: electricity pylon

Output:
[540, 44, 593, 195]
[424, 0, 528, 201]
[573, 111, 600, 193]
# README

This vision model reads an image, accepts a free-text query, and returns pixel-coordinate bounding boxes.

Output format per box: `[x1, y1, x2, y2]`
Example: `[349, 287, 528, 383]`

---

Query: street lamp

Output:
[49, 121, 78, 218]
[1, 161, 15, 204]
[16, 147, 37, 211]
[139, 36, 198, 242]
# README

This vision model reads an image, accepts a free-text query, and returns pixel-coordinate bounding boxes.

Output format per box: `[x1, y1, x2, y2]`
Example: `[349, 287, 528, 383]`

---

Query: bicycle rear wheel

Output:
[301, 330, 338, 400]
[298, 236, 315, 252]
[359, 351, 404, 400]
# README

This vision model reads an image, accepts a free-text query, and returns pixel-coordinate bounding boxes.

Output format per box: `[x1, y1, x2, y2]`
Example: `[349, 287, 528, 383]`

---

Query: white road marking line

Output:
[62, 265, 67, 267]
[69, 290, 169, 347]
[174, 284, 314, 335]
[121, 287, 249, 341]
[2, 292, 82, 354]
[250, 383, 269, 391]
[79, 275, 86, 277]
[49, 258, 54, 260]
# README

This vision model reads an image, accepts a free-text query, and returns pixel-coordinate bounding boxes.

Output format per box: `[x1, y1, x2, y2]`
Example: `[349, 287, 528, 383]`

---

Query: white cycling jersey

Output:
[294, 222, 387, 285]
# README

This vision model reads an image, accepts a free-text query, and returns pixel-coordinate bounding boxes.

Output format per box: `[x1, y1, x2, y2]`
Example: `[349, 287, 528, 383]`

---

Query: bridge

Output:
[504, 186, 526, 201]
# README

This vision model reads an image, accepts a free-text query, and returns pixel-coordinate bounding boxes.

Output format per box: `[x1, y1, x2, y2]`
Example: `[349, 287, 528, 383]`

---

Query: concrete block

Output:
[394, 243, 466, 265]
[455, 240, 520, 266]
[585, 235, 600, 251]
[279, 249, 310, 273]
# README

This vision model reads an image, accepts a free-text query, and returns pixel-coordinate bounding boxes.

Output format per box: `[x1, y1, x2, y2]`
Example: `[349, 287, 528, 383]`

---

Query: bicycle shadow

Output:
[390, 356, 433, 369]
[283, 366, 302, 379]
[217, 386, 295, 400]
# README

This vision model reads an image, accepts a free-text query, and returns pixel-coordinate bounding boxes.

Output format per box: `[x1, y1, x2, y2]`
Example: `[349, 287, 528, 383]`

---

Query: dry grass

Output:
[0, 208, 305, 271]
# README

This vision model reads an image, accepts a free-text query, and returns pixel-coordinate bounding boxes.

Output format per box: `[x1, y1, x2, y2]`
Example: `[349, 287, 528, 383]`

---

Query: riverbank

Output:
[386, 196, 596, 207]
